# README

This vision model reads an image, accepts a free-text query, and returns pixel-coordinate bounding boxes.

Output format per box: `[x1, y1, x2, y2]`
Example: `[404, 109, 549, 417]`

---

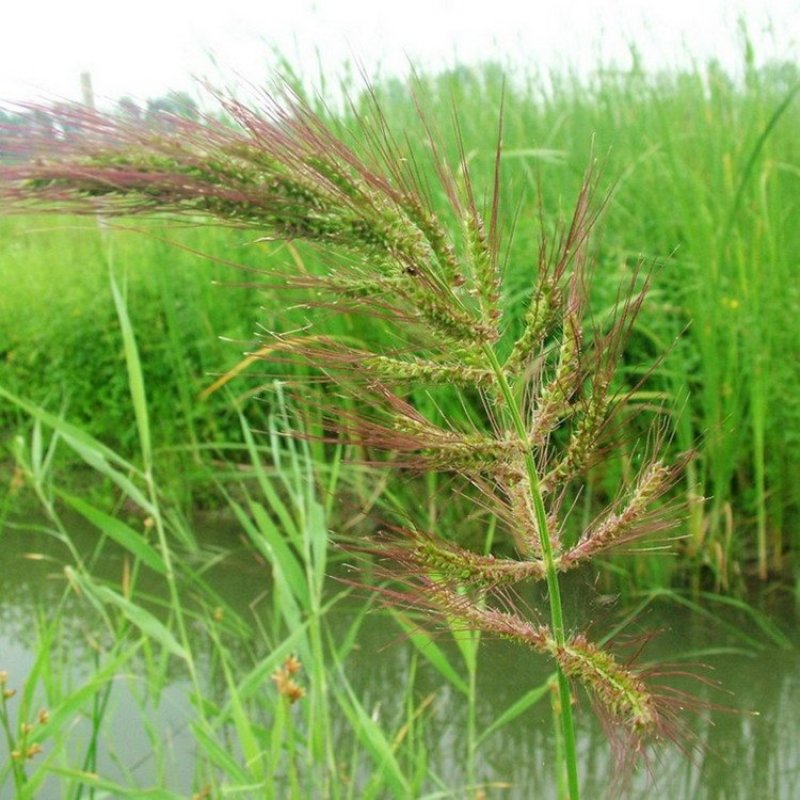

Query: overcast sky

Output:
[2, 0, 798, 107]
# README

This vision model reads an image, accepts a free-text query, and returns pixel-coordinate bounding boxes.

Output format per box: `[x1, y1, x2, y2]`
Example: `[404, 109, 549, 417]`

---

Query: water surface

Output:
[1, 515, 797, 798]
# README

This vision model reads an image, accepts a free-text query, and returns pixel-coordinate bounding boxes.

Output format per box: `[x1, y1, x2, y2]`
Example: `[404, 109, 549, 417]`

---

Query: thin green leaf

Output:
[59, 491, 167, 574]
[67, 571, 187, 661]
[334, 671, 411, 798]
[248, 499, 309, 609]
[110, 271, 152, 470]
[0, 386, 153, 512]
[95, 586, 187, 659]
[476, 679, 553, 747]
[391, 612, 469, 695]
[31, 644, 141, 746]
[39, 768, 183, 799]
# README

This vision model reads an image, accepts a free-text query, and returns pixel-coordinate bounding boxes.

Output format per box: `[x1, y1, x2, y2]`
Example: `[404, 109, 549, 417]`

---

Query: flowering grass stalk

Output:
[0, 88, 695, 796]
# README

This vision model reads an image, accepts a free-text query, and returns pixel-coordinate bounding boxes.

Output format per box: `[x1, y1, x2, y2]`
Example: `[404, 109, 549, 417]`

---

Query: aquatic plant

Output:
[0, 89, 695, 797]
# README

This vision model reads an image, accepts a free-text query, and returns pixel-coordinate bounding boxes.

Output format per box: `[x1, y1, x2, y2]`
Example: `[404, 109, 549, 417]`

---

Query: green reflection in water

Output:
[1, 516, 797, 799]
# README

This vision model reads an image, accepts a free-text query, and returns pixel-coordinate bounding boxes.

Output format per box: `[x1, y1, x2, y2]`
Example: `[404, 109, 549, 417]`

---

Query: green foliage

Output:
[2, 54, 798, 794]
[0, 339, 434, 797]
[3, 54, 798, 584]
[0, 217, 265, 486]
[6, 65, 731, 798]
[340, 59, 800, 588]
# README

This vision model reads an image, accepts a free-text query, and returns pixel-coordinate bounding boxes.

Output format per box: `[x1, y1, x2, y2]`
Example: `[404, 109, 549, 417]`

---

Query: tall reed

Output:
[0, 87, 698, 795]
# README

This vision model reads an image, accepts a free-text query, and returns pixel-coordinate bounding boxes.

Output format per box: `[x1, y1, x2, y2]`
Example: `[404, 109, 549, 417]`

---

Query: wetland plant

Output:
[0, 89, 697, 797]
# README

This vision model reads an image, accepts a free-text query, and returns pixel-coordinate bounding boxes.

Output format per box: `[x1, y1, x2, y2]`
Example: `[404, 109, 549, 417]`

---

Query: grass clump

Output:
[0, 215, 267, 472]
[0, 311, 422, 798]
[351, 60, 800, 587]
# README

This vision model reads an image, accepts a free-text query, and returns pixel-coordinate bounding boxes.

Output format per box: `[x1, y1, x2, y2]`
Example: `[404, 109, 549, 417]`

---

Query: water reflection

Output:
[1, 516, 797, 798]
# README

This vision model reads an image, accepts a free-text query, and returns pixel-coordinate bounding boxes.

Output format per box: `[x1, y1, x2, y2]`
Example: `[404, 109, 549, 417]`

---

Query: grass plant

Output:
[0, 214, 265, 472]
[0, 80, 717, 797]
[0, 256, 794, 796]
[1, 281, 442, 797]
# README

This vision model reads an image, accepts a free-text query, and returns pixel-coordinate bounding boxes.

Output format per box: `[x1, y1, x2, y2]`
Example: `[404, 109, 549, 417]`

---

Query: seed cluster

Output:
[0, 90, 693, 767]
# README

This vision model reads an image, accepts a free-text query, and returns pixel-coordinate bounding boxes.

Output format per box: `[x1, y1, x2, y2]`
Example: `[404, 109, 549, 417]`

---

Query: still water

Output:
[1, 514, 798, 799]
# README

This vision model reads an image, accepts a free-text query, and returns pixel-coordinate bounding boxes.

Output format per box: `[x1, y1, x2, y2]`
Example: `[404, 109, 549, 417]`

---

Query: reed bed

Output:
[2, 56, 798, 586]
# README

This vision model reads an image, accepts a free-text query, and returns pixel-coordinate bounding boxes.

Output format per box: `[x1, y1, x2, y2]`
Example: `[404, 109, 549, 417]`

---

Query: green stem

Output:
[285, 700, 301, 799]
[466, 631, 479, 793]
[483, 345, 581, 800]
[551, 676, 568, 799]
[0, 696, 25, 792]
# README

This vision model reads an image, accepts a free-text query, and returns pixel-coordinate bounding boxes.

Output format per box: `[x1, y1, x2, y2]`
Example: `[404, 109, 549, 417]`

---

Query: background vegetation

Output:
[3, 55, 798, 588]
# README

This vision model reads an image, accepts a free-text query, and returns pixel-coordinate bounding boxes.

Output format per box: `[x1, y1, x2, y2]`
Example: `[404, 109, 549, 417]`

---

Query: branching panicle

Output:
[375, 580, 679, 747]
[551, 635, 658, 734]
[0, 88, 696, 786]
[505, 275, 563, 373]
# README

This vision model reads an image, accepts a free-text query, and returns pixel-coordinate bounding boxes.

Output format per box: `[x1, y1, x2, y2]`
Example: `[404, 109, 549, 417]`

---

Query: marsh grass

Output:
[1, 51, 798, 796]
[355, 59, 800, 586]
[0, 298, 790, 797]
[1, 282, 456, 798]
[0, 216, 245, 479]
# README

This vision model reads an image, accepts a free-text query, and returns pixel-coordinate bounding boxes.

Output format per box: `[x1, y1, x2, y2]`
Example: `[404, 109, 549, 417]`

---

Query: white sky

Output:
[1, 0, 798, 107]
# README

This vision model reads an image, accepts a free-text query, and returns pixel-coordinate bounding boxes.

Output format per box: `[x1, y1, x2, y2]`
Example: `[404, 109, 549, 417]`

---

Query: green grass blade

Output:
[110, 272, 152, 471]
[724, 80, 800, 236]
[238, 412, 300, 540]
[30, 644, 141, 746]
[247, 500, 310, 609]
[0, 386, 153, 511]
[0, 386, 136, 473]
[94, 584, 188, 660]
[333, 670, 411, 799]
[58, 490, 167, 574]
[475, 679, 553, 747]
[391, 611, 469, 695]
[221, 626, 310, 711]
[65, 569, 187, 660]
[206, 626, 263, 776]
[191, 721, 252, 782]
[38, 768, 183, 800]
[697, 591, 793, 649]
